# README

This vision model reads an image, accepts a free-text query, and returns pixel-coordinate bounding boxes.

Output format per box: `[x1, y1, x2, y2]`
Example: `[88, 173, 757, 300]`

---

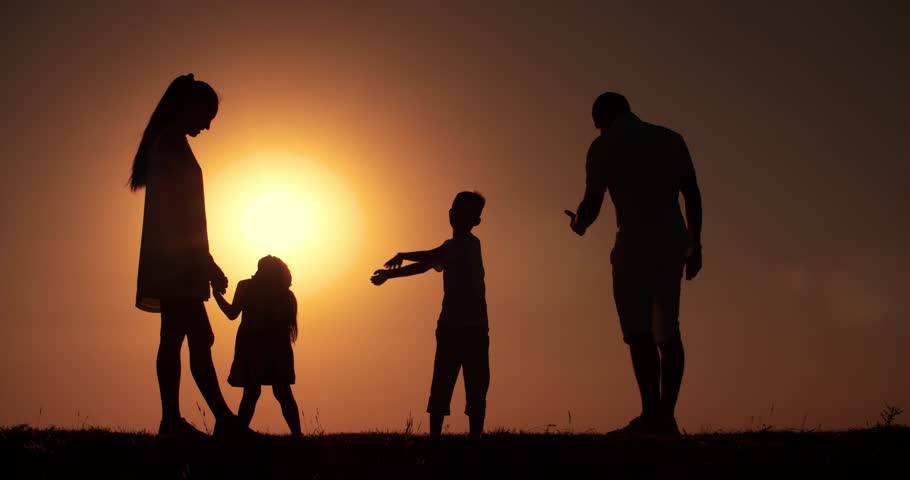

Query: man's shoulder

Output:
[641, 120, 677, 135]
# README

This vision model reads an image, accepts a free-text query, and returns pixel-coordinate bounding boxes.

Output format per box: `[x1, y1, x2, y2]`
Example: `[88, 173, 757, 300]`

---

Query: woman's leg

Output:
[272, 385, 301, 435]
[238, 385, 261, 427]
[183, 302, 233, 419]
[158, 307, 186, 422]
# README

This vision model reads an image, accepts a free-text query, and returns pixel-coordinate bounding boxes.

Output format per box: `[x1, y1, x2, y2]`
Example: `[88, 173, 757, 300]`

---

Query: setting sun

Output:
[240, 188, 311, 254]
[208, 152, 363, 298]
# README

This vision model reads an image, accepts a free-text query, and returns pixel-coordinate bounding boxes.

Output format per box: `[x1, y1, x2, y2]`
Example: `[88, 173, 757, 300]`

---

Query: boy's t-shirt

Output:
[432, 233, 488, 329]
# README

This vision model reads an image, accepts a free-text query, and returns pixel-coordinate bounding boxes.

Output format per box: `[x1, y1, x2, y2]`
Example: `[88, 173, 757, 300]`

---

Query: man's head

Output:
[592, 92, 630, 131]
[449, 191, 485, 231]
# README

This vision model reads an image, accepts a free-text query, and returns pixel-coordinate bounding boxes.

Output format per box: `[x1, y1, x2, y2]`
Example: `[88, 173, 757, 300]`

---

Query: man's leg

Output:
[653, 248, 686, 433]
[427, 329, 461, 439]
[612, 244, 661, 429]
[626, 333, 661, 420]
[658, 336, 684, 423]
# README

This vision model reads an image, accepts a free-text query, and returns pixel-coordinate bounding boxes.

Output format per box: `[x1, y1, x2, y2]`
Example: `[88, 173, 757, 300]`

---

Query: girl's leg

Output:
[272, 385, 302, 435]
[239, 386, 261, 427]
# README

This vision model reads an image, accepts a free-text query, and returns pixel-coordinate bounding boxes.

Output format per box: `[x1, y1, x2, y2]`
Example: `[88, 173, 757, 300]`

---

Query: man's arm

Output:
[679, 138, 703, 280]
[570, 186, 606, 236]
[567, 139, 608, 236]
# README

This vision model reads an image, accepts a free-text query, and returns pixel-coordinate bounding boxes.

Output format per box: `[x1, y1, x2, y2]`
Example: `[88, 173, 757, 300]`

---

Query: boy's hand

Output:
[384, 253, 404, 269]
[371, 269, 389, 286]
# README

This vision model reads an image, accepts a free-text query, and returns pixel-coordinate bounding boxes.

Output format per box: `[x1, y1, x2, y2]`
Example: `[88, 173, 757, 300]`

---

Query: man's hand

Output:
[685, 247, 702, 280]
[565, 210, 586, 236]
[371, 269, 389, 286]
[384, 253, 404, 270]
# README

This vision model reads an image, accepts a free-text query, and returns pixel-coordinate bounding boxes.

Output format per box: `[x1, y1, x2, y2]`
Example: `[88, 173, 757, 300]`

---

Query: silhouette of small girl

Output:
[214, 255, 301, 435]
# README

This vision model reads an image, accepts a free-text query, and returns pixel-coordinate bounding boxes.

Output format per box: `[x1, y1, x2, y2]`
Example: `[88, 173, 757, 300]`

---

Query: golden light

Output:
[207, 152, 363, 299]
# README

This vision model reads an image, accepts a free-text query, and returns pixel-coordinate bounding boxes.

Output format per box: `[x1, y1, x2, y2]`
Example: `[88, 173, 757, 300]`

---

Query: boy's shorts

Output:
[427, 326, 490, 417]
[610, 233, 687, 345]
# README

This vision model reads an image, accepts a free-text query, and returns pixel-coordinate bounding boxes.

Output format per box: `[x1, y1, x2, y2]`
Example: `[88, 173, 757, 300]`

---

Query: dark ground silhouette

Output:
[3, 426, 907, 479]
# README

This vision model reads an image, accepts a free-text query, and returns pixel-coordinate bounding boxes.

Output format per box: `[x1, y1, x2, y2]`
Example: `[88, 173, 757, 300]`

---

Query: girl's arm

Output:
[214, 280, 247, 320]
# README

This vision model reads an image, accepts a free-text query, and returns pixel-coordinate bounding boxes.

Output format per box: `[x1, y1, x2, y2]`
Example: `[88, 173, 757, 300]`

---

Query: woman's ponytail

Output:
[129, 74, 196, 191]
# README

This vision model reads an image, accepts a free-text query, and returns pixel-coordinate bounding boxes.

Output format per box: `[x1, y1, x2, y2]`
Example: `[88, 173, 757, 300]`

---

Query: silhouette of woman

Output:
[130, 74, 244, 437]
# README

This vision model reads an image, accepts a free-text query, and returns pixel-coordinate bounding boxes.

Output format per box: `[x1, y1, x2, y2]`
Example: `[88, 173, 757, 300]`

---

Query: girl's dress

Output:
[228, 280, 296, 386]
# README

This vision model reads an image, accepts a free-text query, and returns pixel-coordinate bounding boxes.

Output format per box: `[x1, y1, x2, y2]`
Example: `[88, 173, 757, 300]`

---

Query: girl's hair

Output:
[252, 255, 298, 343]
[129, 74, 219, 191]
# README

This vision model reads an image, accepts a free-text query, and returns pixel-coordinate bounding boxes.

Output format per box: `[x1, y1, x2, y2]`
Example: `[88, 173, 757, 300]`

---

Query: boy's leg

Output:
[184, 302, 233, 419]
[272, 385, 302, 435]
[462, 328, 490, 439]
[427, 329, 461, 438]
[239, 385, 261, 427]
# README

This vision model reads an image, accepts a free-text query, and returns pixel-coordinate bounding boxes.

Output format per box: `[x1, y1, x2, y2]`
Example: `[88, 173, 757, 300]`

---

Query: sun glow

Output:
[207, 153, 363, 298]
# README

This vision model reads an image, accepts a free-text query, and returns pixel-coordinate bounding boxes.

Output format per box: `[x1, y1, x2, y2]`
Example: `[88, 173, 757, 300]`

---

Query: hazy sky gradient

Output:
[1, 1, 907, 433]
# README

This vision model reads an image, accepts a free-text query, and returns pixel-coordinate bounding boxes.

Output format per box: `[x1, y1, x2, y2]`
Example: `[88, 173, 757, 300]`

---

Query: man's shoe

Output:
[158, 418, 209, 439]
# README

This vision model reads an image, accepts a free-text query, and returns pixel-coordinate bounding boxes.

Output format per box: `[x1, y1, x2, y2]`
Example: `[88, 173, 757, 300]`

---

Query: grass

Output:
[1, 423, 907, 479]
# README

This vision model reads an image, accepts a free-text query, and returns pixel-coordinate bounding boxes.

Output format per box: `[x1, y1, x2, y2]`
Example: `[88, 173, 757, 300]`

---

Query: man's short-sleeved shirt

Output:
[586, 112, 694, 241]
[433, 233, 488, 328]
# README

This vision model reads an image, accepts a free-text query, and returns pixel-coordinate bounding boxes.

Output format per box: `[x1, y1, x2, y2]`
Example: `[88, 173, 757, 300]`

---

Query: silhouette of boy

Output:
[371, 191, 490, 439]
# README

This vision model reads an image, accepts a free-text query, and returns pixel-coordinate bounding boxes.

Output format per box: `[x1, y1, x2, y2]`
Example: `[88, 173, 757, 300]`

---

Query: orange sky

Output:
[1, 2, 907, 434]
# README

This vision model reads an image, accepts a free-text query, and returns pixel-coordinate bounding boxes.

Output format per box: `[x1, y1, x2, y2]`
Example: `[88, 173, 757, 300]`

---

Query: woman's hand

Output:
[209, 257, 228, 294]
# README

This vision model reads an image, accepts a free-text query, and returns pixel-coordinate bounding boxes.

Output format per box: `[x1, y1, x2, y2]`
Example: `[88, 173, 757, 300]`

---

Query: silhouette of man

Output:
[566, 92, 702, 435]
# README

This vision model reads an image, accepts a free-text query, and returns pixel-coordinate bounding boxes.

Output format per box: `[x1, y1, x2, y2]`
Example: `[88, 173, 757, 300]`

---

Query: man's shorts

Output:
[611, 232, 687, 345]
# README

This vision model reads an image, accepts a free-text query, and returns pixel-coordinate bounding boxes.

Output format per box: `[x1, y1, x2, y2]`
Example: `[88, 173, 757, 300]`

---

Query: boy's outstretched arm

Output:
[371, 262, 434, 285]
[384, 245, 444, 269]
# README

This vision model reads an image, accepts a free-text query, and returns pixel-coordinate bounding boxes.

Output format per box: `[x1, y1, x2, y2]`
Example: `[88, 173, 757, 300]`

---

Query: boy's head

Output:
[449, 191, 485, 231]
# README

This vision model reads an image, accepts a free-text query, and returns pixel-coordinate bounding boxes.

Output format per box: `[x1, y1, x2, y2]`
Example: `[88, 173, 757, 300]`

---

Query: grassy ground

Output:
[2, 425, 907, 479]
